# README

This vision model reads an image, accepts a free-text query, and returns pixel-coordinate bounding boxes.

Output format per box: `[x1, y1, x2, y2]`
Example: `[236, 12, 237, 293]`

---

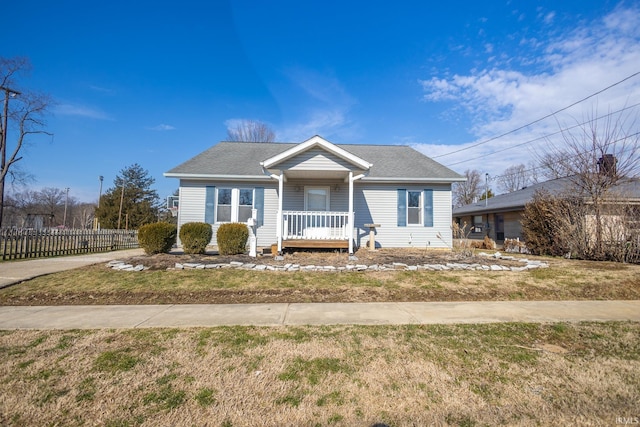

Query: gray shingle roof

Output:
[165, 141, 464, 181]
[453, 176, 640, 215]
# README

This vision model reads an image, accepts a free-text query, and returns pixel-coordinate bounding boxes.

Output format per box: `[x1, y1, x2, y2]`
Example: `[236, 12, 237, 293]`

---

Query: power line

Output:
[432, 70, 640, 159]
[489, 131, 640, 181]
[444, 102, 640, 167]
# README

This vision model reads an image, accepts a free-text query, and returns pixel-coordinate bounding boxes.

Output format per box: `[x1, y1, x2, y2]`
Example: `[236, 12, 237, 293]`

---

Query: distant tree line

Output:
[2, 164, 173, 230]
[3, 187, 93, 229]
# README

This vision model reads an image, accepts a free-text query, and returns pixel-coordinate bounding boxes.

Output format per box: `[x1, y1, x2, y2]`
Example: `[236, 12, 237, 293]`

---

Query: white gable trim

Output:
[260, 135, 373, 171]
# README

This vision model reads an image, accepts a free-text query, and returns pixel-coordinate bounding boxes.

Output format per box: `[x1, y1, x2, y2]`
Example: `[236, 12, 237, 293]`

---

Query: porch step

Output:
[281, 240, 349, 250]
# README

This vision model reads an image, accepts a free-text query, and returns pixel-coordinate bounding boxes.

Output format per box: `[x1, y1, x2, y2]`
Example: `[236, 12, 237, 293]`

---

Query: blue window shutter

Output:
[423, 189, 433, 227]
[254, 187, 264, 227]
[205, 186, 216, 224]
[397, 189, 406, 227]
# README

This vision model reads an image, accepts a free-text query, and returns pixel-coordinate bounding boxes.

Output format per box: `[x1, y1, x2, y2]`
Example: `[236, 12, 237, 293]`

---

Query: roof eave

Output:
[360, 177, 466, 183]
[163, 173, 272, 181]
[453, 205, 527, 216]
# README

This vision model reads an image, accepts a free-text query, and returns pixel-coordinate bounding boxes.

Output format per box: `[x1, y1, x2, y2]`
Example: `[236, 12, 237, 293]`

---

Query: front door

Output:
[305, 187, 330, 211]
[495, 214, 505, 241]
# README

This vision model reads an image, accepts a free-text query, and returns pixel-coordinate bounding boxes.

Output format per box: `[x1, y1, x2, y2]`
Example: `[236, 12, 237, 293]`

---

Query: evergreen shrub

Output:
[138, 222, 177, 255]
[216, 223, 249, 255]
[179, 222, 213, 254]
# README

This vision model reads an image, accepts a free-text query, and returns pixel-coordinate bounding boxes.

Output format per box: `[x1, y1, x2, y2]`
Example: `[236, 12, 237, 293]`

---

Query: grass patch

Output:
[316, 391, 344, 407]
[94, 349, 141, 373]
[275, 390, 306, 407]
[143, 385, 186, 411]
[194, 387, 216, 406]
[76, 377, 97, 402]
[278, 357, 353, 385]
[196, 326, 269, 357]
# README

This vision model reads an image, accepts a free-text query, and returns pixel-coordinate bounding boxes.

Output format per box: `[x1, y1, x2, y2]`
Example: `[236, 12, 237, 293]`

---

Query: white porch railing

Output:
[282, 211, 349, 240]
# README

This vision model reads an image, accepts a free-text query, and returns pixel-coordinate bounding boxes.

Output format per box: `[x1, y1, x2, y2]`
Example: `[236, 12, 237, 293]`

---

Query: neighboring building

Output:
[165, 135, 465, 254]
[453, 176, 640, 243]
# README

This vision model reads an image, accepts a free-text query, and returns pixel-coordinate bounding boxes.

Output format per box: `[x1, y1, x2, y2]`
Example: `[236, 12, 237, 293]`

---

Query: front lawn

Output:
[1, 322, 638, 426]
[1, 250, 638, 305]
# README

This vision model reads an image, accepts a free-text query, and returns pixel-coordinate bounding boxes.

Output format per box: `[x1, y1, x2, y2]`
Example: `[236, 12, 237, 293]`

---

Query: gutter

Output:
[163, 173, 272, 181]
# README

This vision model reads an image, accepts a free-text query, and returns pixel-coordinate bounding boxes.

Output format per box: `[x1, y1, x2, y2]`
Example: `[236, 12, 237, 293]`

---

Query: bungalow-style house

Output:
[453, 176, 640, 243]
[165, 135, 465, 254]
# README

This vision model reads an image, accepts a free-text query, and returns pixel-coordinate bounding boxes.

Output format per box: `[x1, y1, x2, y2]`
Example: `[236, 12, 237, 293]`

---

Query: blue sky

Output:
[3, 0, 640, 202]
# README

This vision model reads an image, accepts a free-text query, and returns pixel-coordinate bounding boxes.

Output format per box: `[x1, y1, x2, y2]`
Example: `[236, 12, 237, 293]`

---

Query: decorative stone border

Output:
[107, 251, 548, 272]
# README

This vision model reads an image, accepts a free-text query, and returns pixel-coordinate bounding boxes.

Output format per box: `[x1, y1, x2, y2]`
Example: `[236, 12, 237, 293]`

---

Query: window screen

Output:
[407, 191, 421, 225]
[217, 188, 232, 222]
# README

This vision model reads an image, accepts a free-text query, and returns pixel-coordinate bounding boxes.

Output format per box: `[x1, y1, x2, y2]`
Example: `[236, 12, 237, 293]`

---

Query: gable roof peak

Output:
[261, 135, 373, 170]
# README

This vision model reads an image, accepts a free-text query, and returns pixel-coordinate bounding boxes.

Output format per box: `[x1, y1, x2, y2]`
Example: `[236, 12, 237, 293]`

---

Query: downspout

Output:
[348, 171, 367, 256]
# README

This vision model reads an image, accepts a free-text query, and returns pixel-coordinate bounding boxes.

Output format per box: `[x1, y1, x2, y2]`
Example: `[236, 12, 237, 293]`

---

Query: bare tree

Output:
[74, 202, 96, 229]
[497, 164, 534, 193]
[452, 169, 482, 207]
[3, 186, 76, 228]
[38, 187, 68, 220]
[226, 119, 275, 142]
[0, 57, 52, 227]
[535, 108, 640, 258]
[537, 152, 573, 180]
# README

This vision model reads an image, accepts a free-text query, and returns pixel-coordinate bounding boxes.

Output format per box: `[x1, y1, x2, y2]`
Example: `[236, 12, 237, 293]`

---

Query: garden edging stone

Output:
[106, 252, 548, 272]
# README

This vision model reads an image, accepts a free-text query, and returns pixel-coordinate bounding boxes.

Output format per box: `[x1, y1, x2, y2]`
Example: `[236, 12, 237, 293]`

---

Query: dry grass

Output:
[1, 253, 639, 305]
[0, 322, 638, 426]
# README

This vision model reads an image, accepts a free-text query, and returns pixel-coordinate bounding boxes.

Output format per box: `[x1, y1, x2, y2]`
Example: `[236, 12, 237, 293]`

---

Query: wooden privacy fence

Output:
[0, 228, 139, 261]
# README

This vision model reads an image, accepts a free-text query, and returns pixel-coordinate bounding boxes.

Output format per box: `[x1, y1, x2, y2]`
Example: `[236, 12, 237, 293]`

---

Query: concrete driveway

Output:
[0, 248, 144, 288]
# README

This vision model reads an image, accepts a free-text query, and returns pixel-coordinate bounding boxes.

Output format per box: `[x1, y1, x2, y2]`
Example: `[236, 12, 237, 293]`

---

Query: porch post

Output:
[348, 171, 354, 255]
[277, 171, 284, 254]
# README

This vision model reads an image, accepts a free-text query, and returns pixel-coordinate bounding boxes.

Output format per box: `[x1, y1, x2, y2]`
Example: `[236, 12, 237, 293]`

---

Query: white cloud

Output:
[54, 103, 112, 120]
[417, 4, 640, 177]
[147, 124, 176, 131]
[88, 85, 115, 95]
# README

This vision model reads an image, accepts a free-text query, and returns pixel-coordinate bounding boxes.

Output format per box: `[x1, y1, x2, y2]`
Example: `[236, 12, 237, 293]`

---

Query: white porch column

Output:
[277, 171, 284, 253]
[348, 172, 367, 255]
[348, 171, 354, 254]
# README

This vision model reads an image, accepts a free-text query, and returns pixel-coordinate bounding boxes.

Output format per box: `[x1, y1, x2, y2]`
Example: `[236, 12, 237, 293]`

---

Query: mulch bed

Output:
[119, 247, 525, 270]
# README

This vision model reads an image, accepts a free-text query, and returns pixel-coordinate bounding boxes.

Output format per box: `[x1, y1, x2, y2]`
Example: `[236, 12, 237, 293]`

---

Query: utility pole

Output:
[117, 180, 126, 229]
[63, 187, 70, 228]
[94, 176, 104, 230]
[0, 85, 21, 228]
[98, 176, 104, 208]
[485, 173, 489, 207]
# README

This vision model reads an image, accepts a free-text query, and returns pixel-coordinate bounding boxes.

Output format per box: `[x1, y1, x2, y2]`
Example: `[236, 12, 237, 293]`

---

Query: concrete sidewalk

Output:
[0, 248, 145, 288]
[1, 300, 639, 329]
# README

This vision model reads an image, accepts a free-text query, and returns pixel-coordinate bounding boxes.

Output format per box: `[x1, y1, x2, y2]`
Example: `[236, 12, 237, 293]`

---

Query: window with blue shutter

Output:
[397, 189, 406, 227]
[423, 189, 433, 227]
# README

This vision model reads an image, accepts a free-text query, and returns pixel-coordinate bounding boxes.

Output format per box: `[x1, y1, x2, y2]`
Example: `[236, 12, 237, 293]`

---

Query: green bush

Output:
[138, 222, 177, 255]
[216, 223, 249, 255]
[179, 222, 213, 254]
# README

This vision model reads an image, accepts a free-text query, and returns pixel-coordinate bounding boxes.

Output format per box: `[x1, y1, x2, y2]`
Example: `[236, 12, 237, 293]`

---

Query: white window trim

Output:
[304, 186, 331, 211]
[215, 187, 254, 223]
[406, 189, 422, 226]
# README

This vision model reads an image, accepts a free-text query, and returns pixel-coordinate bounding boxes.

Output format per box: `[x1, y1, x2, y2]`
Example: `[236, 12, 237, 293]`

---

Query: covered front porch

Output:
[260, 136, 373, 255]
